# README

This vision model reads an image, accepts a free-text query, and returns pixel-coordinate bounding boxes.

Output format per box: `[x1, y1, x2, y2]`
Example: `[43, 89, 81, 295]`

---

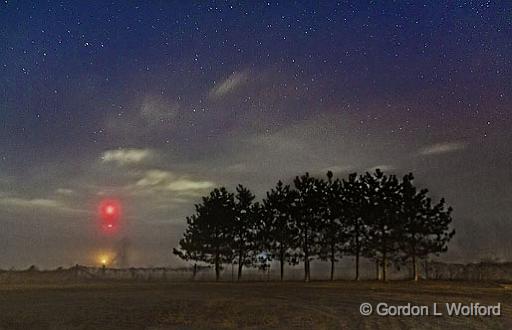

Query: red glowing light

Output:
[98, 199, 121, 233]
[106, 205, 115, 215]
[99, 199, 121, 220]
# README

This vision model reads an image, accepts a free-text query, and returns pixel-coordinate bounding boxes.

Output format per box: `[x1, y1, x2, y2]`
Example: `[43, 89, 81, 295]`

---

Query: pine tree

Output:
[261, 181, 300, 281]
[399, 173, 455, 281]
[174, 170, 456, 283]
[174, 187, 236, 281]
[342, 173, 367, 281]
[173, 216, 203, 279]
[318, 171, 349, 281]
[293, 173, 324, 282]
[233, 184, 257, 280]
[361, 169, 402, 281]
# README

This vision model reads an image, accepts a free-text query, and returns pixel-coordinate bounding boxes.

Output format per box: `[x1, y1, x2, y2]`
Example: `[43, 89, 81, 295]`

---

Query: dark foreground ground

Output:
[0, 281, 511, 329]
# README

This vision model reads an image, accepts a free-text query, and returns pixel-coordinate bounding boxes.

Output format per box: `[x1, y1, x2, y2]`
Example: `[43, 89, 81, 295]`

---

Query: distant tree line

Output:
[173, 169, 455, 282]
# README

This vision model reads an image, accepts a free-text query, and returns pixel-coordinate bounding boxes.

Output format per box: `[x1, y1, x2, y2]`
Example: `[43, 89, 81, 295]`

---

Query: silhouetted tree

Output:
[399, 173, 455, 281]
[233, 184, 257, 280]
[293, 172, 324, 281]
[173, 223, 203, 279]
[174, 187, 235, 281]
[342, 173, 367, 281]
[361, 170, 402, 281]
[175, 169, 456, 282]
[318, 171, 349, 280]
[261, 181, 300, 280]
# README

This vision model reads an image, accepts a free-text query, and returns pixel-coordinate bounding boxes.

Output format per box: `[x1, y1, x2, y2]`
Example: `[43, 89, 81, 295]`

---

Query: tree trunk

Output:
[382, 253, 387, 281]
[193, 263, 197, 280]
[330, 258, 335, 281]
[330, 243, 335, 281]
[381, 232, 388, 282]
[411, 241, 418, 281]
[238, 251, 243, 280]
[376, 259, 380, 280]
[354, 227, 360, 281]
[355, 247, 360, 281]
[304, 227, 310, 282]
[305, 258, 310, 282]
[215, 251, 220, 282]
[412, 254, 418, 281]
[237, 263, 243, 280]
[280, 249, 285, 281]
[214, 234, 220, 281]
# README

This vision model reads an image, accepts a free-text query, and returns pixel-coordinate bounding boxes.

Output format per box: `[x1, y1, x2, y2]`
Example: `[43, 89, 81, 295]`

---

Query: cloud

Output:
[139, 95, 179, 126]
[419, 142, 466, 156]
[135, 169, 175, 187]
[166, 179, 214, 192]
[132, 170, 214, 195]
[209, 71, 248, 98]
[1, 198, 60, 208]
[55, 188, 74, 195]
[0, 196, 87, 214]
[101, 148, 154, 166]
[104, 95, 180, 141]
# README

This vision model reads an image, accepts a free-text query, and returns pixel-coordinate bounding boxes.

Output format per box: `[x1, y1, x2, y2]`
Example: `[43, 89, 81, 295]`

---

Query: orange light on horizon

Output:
[98, 253, 113, 267]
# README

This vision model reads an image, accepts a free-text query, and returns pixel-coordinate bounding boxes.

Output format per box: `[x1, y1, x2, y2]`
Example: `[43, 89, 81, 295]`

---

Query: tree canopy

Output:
[174, 170, 455, 281]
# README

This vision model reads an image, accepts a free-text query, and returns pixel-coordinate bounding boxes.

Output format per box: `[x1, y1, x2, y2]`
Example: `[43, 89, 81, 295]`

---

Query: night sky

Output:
[1, 1, 511, 268]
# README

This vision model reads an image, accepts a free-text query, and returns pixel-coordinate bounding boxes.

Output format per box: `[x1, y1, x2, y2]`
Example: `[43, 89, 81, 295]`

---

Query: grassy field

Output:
[0, 281, 511, 329]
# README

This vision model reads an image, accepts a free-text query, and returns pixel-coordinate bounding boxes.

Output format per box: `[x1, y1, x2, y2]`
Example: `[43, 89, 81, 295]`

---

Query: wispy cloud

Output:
[0, 196, 87, 214]
[419, 142, 466, 156]
[1, 197, 60, 208]
[139, 95, 179, 126]
[101, 148, 154, 166]
[167, 179, 214, 192]
[55, 188, 74, 195]
[132, 169, 214, 195]
[209, 71, 248, 98]
[135, 169, 175, 187]
[104, 95, 180, 141]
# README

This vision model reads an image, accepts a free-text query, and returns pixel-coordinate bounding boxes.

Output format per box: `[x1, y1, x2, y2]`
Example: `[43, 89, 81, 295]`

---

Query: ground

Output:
[0, 281, 510, 329]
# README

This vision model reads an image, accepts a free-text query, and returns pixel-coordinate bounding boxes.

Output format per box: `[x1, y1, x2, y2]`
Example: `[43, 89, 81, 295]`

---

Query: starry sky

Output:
[0, 1, 511, 268]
